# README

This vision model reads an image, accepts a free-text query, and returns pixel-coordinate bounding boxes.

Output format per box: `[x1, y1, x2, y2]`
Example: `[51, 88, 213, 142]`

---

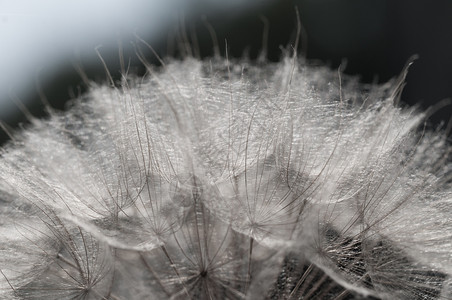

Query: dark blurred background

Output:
[1, 0, 451, 144]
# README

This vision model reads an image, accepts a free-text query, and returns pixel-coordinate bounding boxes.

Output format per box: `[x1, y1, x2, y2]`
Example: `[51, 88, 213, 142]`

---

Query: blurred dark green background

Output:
[1, 0, 451, 144]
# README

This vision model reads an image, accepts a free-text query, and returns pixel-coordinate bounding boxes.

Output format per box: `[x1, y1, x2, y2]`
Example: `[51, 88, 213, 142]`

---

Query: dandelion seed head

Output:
[1, 49, 452, 299]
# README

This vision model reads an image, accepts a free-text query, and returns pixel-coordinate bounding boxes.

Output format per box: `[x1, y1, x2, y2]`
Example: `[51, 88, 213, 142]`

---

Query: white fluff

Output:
[0, 54, 451, 299]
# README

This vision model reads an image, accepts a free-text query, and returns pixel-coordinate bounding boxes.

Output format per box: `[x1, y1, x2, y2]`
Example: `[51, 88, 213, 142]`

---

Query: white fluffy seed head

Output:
[0, 54, 452, 299]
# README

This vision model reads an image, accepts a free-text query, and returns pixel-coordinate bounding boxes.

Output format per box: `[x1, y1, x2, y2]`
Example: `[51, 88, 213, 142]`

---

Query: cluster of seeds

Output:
[1, 55, 452, 299]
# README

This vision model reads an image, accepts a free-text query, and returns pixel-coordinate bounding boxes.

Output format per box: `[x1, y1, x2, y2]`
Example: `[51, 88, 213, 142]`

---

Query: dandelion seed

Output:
[1, 47, 452, 299]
